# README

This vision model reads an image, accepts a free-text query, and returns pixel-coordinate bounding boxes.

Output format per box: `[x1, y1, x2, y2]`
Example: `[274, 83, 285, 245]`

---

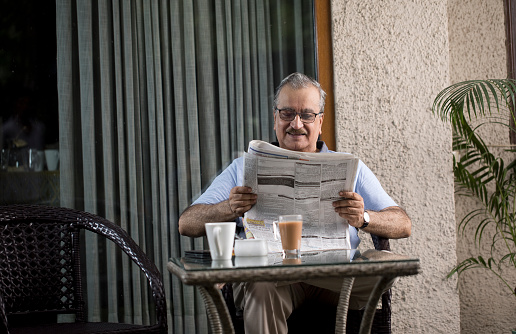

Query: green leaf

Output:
[434, 79, 516, 298]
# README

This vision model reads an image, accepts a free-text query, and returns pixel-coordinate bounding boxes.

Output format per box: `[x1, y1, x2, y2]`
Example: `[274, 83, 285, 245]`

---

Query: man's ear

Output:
[318, 113, 324, 134]
[273, 111, 277, 131]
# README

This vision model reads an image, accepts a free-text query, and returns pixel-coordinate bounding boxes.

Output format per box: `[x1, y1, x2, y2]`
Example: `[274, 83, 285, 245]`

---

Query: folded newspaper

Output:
[242, 140, 359, 252]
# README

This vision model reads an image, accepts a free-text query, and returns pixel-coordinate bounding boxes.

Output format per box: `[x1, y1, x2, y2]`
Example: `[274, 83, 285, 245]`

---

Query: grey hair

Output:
[273, 72, 327, 113]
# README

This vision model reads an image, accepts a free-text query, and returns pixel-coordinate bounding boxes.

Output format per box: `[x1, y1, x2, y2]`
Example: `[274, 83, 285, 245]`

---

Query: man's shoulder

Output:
[224, 156, 245, 174]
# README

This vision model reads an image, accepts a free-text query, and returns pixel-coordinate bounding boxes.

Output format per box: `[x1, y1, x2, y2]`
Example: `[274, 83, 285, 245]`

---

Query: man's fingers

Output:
[339, 191, 361, 200]
[334, 206, 362, 215]
[333, 192, 364, 209]
[234, 204, 253, 215]
[234, 193, 257, 200]
[232, 204, 254, 216]
[333, 199, 362, 210]
[229, 186, 257, 216]
[231, 186, 254, 195]
[233, 198, 256, 207]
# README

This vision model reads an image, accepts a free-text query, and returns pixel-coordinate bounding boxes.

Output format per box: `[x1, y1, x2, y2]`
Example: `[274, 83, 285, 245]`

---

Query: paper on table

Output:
[242, 140, 359, 253]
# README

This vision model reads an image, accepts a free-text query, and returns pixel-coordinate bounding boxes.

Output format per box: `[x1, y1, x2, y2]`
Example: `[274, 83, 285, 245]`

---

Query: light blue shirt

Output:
[193, 142, 397, 249]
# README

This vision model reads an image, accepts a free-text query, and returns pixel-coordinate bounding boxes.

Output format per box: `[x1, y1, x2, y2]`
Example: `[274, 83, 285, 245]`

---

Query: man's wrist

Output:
[227, 200, 238, 217]
[359, 211, 370, 229]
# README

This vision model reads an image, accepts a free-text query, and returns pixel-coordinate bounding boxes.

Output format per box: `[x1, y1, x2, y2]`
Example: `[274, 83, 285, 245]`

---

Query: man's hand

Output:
[229, 186, 257, 217]
[332, 191, 412, 239]
[178, 186, 257, 237]
[332, 191, 365, 228]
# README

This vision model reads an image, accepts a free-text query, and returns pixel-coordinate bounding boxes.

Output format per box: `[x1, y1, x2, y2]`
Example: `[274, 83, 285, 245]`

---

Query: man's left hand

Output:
[332, 191, 365, 228]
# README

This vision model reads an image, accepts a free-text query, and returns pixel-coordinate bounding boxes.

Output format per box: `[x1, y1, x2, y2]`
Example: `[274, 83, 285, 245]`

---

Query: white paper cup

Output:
[205, 222, 236, 260]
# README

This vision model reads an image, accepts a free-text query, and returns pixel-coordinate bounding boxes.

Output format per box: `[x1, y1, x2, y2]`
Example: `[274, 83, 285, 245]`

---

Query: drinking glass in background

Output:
[8, 147, 28, 171]
[44, 149, 59, 171]
[27, 149, 44, 172]
[273, 214, 303, 259]
[0, 149, 8, 171]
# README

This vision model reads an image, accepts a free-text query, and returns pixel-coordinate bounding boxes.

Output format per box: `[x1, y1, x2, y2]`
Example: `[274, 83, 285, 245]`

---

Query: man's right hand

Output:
[178, 186, 257, 237]
[229, 186, 257, 217]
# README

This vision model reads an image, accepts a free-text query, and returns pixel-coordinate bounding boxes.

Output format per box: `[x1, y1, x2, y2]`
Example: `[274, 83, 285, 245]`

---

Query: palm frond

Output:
[447, 256, 516, 297]
[433, 79, 516, 298]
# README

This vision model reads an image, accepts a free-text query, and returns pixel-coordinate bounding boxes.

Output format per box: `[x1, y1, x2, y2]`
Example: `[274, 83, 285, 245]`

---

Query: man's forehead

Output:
[277, 85, 320, 106]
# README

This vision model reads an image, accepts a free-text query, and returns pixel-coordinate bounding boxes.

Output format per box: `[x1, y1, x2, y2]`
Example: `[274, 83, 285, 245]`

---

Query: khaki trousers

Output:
[232, 277, 394, 334]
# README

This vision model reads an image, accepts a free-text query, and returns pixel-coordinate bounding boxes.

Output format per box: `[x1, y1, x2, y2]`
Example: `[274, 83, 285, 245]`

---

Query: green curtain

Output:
[56, 0, 315, 332]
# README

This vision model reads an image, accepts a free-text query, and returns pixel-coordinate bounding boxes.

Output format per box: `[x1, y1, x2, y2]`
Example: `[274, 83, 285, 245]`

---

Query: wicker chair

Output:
[0, 205, 167, 334]
[343, 234, 391, 334]
[223, 234, 392, 334]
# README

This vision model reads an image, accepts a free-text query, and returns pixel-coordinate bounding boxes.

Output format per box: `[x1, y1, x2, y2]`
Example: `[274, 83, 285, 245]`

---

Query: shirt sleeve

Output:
[354, 160, 398, 211]
[192, 157, 244, 205]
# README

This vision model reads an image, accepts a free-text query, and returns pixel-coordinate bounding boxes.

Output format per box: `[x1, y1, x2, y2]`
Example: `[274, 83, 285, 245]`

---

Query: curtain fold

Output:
[56, 0, 315, 332]
[97, 0, 118, 322]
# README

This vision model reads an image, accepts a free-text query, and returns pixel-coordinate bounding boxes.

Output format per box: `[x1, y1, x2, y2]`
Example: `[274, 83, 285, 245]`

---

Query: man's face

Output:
[274, 85, 324, 152]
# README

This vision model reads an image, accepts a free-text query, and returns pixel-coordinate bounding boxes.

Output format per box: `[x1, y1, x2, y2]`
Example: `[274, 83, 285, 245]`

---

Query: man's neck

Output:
[271, 141, 325, 153]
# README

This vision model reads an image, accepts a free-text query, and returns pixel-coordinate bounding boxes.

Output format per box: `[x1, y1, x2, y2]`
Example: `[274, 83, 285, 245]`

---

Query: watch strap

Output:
[360, 211, 370, 229]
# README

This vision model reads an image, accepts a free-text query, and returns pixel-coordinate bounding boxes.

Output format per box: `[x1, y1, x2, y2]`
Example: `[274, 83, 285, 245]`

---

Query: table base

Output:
[198, 276, 392, 334]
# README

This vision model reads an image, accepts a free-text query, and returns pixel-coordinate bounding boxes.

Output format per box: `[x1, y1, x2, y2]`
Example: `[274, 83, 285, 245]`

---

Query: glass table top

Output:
[170, 248, 419, 272]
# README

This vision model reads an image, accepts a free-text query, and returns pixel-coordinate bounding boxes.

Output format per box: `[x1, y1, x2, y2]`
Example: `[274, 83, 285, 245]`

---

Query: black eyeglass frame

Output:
[274, 107, 324, 124]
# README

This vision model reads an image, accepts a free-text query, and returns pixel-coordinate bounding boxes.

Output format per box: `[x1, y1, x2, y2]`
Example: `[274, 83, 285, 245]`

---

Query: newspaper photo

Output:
[242, 140, 359, 252]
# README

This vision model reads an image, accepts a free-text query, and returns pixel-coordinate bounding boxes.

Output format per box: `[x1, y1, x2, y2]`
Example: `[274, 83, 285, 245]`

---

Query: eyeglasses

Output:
[274, 107, 323, 124]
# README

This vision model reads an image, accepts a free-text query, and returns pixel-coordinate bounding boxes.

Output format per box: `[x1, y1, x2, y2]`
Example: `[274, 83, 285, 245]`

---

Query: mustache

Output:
[286, 128, 307, 135]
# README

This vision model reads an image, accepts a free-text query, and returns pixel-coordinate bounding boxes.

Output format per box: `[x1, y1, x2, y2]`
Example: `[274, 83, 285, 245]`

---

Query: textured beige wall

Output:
[331, 0, 460, 332]
[448, 0, 516, 333]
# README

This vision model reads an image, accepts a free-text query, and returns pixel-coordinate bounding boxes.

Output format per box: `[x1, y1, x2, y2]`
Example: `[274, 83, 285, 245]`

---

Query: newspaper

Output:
[242, 140, 359, 253]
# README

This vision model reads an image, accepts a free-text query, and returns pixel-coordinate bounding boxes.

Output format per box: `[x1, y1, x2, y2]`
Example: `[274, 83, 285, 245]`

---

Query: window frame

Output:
[315, 0, 336, 151]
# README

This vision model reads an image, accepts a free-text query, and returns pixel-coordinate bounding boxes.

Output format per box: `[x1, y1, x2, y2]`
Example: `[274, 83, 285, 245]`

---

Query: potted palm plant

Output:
[432, 79, 516, 300]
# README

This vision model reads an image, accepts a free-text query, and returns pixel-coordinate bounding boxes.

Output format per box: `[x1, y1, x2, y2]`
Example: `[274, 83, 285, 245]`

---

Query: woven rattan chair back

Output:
[0, 205, 167, 334]
[1, 219, 83, 320]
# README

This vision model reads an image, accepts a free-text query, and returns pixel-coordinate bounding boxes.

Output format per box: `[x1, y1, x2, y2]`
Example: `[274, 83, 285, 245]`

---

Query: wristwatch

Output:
[360, 211, 370, 229]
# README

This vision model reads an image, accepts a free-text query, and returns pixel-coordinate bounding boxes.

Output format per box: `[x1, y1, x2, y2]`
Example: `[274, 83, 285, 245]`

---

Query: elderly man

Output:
[179, 72, 411, 334]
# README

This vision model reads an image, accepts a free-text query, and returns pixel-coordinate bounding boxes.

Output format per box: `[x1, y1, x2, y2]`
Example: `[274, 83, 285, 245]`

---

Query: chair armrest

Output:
[81, 217, 167, 331]
[371, 234, 390, 252]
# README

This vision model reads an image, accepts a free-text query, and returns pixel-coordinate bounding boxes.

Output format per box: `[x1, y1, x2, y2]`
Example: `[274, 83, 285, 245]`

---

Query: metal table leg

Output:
[335, 277, 355, 334]
[198, 284, 235, 334]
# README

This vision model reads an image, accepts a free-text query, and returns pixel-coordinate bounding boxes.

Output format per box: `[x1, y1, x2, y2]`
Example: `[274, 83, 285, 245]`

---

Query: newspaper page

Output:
[242, 140, 359, 253]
